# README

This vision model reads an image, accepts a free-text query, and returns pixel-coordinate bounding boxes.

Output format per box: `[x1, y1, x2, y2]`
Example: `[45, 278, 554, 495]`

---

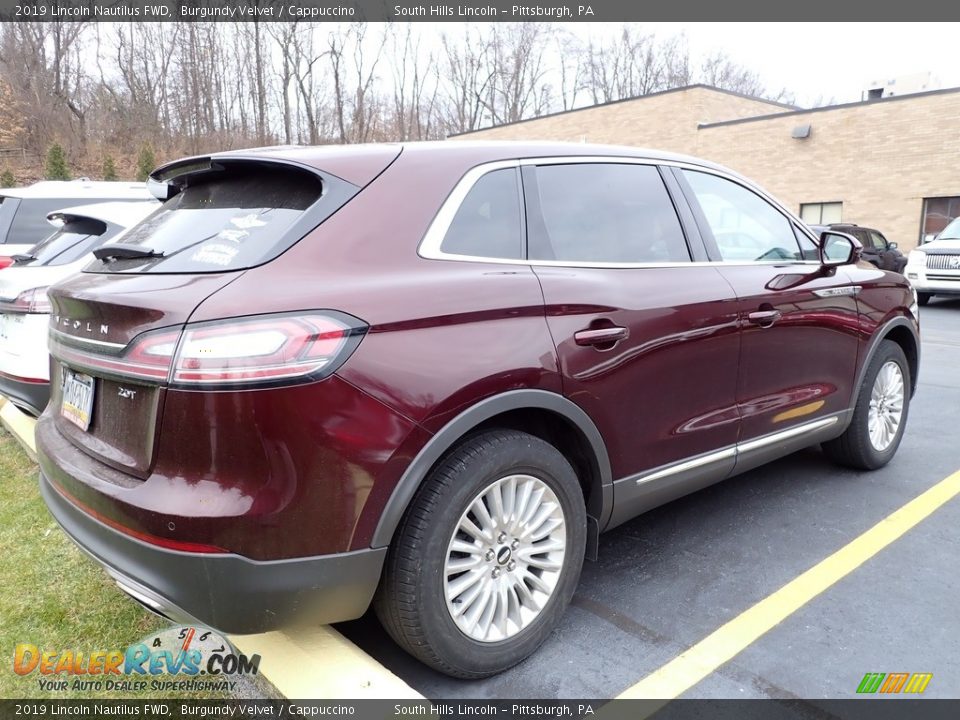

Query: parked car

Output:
[809, 223, 906, 272]
[905, 216, 960, 305]
[0, 201, 158, 416]
[0, 180, 153, 264]
[37, 143, 919, 679]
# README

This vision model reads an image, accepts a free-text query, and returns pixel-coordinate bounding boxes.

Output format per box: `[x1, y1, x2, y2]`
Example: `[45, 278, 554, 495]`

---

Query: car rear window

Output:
[15, 218, 109, 266]
[91, 161, 347, 274]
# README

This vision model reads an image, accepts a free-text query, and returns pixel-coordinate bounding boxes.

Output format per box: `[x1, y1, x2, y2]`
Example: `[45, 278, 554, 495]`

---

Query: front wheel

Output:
[823, 340, 910, 470]
[375, 430, 586, 678]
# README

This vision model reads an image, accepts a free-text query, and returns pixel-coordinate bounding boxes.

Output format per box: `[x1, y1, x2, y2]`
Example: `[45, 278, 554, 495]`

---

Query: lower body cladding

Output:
[0, 370, 49, 417]
[606, 412, 853, 529]
[39, 472, 387, 634]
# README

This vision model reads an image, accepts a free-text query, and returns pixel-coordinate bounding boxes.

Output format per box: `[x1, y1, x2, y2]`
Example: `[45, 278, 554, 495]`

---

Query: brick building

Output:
[452, 85, 960, 251]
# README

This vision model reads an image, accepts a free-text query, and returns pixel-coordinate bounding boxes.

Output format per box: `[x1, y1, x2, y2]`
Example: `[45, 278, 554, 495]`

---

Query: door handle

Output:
[574, 326, 629, 347]
[747, 309, 782, 328]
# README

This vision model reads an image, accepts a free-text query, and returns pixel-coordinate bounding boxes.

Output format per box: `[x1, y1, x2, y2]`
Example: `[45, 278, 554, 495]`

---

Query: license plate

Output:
[61, 368, 95, 431]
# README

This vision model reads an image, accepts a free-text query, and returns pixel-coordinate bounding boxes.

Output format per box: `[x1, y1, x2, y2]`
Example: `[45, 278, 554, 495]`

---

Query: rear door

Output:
[526, 160, 742, 486]
[676, 168, 860, 451]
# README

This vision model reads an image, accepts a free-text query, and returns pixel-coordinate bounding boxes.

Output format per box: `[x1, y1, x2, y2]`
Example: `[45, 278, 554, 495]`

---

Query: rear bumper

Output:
[0, 372, 49, 416]
[40, 470, 387, 634]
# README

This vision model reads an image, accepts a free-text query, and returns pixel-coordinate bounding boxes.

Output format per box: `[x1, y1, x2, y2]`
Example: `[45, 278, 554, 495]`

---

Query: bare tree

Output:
[388, 24, 441, 140]
[581, 25, 693, 104]
[439, 27, 494, 134]
[482, 24, 553, 125]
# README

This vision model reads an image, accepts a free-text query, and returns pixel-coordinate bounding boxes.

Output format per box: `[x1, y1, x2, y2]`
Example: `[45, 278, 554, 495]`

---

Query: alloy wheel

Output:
[443, 474, 566, 643]
[868, 360, 905, 452]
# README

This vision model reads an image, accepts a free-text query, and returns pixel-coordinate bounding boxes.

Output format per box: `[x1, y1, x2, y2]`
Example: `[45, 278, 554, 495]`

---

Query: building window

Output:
[799, 202, 842, 225]
[920, 196, 960, 244]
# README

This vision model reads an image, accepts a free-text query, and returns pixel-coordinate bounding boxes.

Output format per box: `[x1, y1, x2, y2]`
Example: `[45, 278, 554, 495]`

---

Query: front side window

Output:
[529, 163, 689, 264]
[868, 231, 888, 250]
[684, 171, 803, 263]
[440, 168, 523, 260]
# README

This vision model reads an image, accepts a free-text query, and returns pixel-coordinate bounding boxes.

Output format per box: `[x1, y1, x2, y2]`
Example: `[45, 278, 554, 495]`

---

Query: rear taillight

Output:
[0, 256, 13, 270]
[52, 311, 366, 388]
[6, 287, 51, 313]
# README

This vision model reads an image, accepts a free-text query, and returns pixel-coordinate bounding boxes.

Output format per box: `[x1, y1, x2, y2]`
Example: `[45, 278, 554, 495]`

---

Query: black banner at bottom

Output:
[0, 699, 958, 720]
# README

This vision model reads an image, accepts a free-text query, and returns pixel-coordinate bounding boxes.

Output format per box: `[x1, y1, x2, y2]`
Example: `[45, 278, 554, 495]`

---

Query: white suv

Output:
[0, 201, 157, 415]
[0, 180, 153, 263]
[905, 217, 960, 305]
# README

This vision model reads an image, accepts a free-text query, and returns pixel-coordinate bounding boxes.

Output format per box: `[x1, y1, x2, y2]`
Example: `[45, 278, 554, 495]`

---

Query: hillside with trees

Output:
[0, 22, 792, 183]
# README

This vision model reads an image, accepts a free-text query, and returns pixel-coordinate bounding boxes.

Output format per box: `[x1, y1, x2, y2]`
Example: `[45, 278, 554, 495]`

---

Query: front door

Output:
[677, 168, 860, 446]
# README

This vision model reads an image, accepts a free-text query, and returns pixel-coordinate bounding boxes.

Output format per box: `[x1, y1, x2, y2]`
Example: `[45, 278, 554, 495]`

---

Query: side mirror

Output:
[819, 231, 862, 267]
[888, 241, 898, 250]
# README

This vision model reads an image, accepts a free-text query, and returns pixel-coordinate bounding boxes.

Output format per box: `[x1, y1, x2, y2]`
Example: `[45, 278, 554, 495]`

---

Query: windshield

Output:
[938, 217, 960, 240]
[92, 162, 331, 274]
[18, 218, 110, 266]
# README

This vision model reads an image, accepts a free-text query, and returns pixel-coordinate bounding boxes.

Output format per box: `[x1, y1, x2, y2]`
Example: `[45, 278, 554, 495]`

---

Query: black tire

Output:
[822, 340, 910, 470]
[374, 429, 586, 679]
[917, 292, 932, 306]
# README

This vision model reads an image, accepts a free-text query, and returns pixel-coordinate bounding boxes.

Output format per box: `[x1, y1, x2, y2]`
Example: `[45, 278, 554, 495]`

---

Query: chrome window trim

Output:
[418, 155, 821, 268]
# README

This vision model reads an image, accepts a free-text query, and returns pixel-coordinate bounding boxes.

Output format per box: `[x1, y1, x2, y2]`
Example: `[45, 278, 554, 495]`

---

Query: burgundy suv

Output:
[38, 143, 919, 678]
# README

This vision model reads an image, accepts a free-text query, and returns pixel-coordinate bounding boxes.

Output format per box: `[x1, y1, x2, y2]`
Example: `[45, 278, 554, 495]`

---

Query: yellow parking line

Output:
[230, 625, 423, 700]
[0, 396, 37, 460]
[618, 468, 960, 701]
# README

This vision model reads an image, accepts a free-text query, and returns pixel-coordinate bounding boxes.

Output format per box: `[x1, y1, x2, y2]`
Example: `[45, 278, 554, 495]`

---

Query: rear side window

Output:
[440, 168, 523, 260]
[529, 163, 690, 264]
[19, 218, 109, 266]
[93, 162, 349, 274]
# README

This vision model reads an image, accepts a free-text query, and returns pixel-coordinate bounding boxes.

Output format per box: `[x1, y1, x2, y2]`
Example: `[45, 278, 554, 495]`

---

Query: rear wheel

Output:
[917, 292, 932, 306]
[823, 340, 910, 470]
[375, 429, 586, 678]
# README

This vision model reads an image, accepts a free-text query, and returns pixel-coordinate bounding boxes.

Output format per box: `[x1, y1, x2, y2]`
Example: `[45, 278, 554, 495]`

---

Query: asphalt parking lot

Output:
[338, 297, 960, 700]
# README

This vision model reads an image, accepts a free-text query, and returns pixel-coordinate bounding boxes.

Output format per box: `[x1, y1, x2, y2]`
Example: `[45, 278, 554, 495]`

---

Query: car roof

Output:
[829, 223, 879, 233]
[0, 180, 152, 200]
[212, 140, 729, 171]
[45, 200, 158, 228]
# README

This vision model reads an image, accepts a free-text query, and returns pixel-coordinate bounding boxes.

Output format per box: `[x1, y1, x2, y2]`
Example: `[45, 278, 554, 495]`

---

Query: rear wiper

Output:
[92, 246, 164, 261]
[10, 253, 36, 264]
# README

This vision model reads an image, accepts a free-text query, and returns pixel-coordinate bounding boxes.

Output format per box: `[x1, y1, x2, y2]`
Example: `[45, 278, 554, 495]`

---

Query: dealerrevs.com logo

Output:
[13, 626, 261, 693]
